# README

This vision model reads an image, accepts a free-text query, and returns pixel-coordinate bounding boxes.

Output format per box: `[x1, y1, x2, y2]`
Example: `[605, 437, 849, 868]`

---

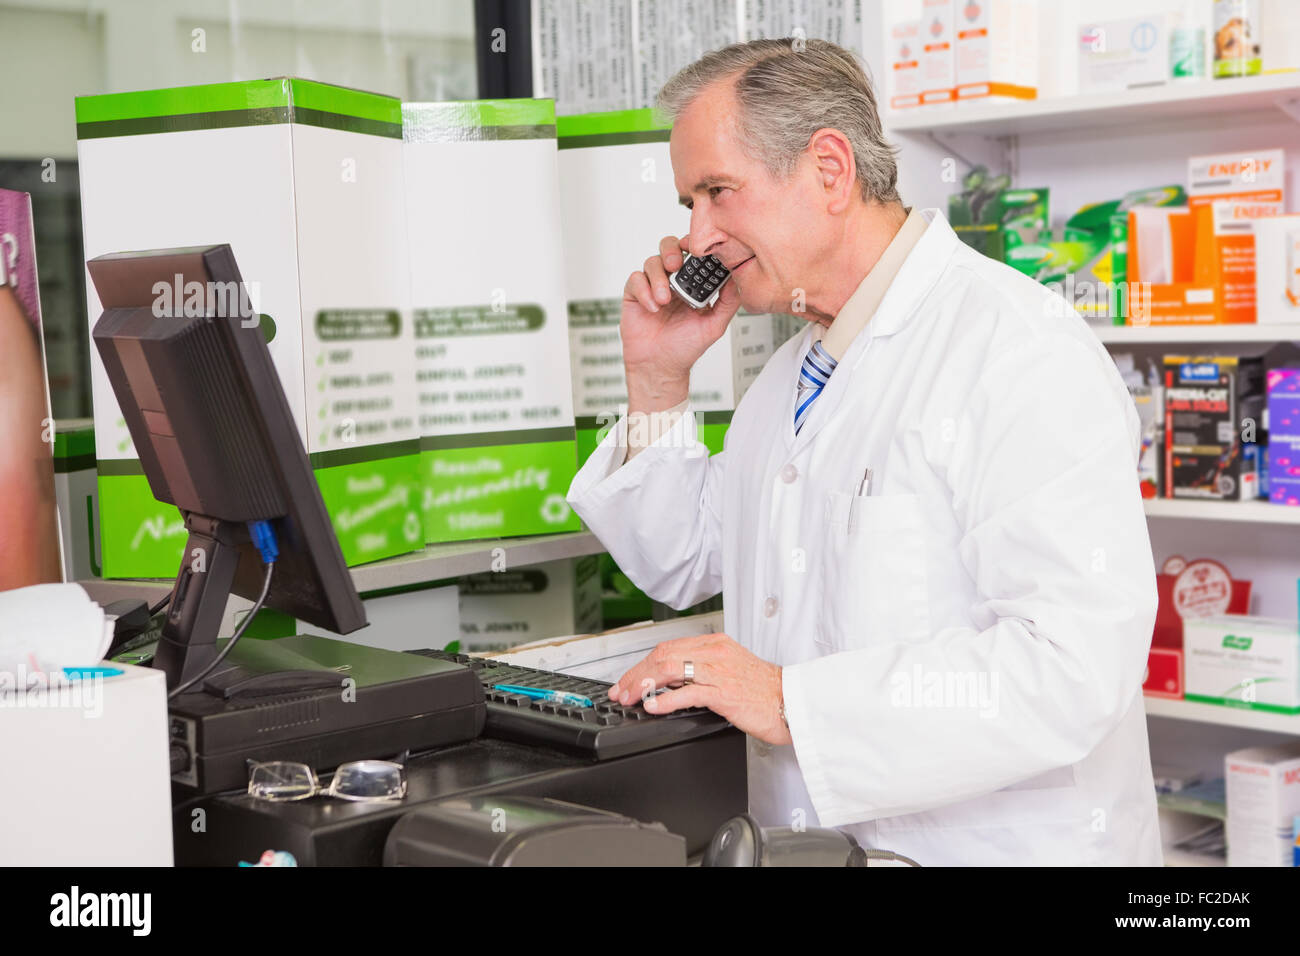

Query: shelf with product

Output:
[1145, 696, 1300, 734]
[882, 1, 1300, 864]
[886, 72, 1300, 137]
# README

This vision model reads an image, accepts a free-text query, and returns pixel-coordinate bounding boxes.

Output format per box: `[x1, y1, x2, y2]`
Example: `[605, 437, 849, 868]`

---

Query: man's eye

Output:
[709, 186, 724, 198]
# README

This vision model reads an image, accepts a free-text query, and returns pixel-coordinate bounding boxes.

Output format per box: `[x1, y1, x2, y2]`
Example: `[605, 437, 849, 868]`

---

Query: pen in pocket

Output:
[847, 467, 873, 533]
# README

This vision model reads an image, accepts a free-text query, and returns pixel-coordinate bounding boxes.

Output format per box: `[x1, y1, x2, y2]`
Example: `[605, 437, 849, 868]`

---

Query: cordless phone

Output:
[668, 253, 733, 310]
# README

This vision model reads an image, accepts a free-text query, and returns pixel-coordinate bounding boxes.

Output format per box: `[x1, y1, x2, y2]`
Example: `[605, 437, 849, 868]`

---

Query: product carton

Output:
[919, 0, 955, 105]
[1226, 742, 1300, 866]
[458, 555, 602, 653]
[557, 108, 799, 464]
[77, 79, 422, 578]
[954, 0, 1038, 103]
[1162, 355, 1264, 499]
[402, 99, 581, 542]
[1185, 615, 1300, 713]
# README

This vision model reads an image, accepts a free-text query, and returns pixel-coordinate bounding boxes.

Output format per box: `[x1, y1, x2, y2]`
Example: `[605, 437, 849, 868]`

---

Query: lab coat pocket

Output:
[818, 491, 930, 650]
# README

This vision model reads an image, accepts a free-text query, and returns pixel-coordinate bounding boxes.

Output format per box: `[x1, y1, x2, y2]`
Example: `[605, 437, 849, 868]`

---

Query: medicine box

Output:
[1078, 15, 1169, 93]
[221, 583, 460, 654]
[1162, 354, 1263, 500]
[1185, 615, 1300, 714]
[889, 19, 922, 109]
[1225, 741, 1300, 866]
[1251, 213, 1300, 325]
[52, 418, 99, 581]
[402, 99, 581, 542]
[458, 555, 603, 654]
[919, 0, 955, 105]
[556, 109, 797, 465]
[954, 0, 1038, 103]
[1267, 368, 1300, 505]
[76, 79, 422, 578]
[1187, 148, 1286, 325]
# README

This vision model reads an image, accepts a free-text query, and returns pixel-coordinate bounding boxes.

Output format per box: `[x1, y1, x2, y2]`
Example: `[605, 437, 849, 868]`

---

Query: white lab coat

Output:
[567, 209, 1163, 866]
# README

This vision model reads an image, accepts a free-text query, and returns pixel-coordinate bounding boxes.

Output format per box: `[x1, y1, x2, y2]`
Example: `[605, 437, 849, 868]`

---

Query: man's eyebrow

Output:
[677, 175, 730, 206]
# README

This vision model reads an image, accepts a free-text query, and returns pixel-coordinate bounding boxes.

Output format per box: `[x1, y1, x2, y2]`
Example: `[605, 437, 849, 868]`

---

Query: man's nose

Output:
[688, 209, 727, 259]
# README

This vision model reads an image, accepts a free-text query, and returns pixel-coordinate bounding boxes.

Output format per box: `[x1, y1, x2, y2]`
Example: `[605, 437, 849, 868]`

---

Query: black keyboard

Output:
[410, 649, 732, 761]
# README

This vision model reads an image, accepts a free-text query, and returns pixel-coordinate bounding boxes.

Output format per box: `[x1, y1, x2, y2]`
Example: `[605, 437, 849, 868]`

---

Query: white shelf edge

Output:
[885, 72, 1300, 136]
[1143, 499, 1300, 525]
[1094, 323, 1300, 345]
[1144, 695, 1300, 734]
[349, 530, 606, 594]
[77, 530, 610, 603]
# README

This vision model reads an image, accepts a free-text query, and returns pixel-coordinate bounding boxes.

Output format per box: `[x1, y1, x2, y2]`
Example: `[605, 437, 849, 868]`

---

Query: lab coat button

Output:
[763, 596, 779, 618]
[754, 741, 772, 757]
[779, 464, 798, 483]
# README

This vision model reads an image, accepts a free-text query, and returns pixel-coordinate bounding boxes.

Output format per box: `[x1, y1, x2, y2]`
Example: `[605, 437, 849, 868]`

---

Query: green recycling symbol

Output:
[540, 494, 570, 525]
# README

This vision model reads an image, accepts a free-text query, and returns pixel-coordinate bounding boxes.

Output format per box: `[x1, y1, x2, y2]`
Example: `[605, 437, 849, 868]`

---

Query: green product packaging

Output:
[77, 78, 422, 578]
[402, 99, 580, 541]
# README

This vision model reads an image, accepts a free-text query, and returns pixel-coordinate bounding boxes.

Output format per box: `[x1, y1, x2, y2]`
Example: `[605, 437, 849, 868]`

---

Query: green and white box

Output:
[458, 555, 602, 654]
[76, 78, 422, 578]
[1185, 615, 1300, 713]
[557, 108, 799, 463]
[402, 99, 580, 541]
[52, 419, 100, 581]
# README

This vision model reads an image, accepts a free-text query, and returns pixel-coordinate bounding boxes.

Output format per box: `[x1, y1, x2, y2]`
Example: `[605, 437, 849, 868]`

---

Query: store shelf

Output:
[1093, 322, 1300, 345]
[78, 531, 609, 604]
[886, 72, 1300, 137]
[1143, 499, 1300, 524]
[350, 530, 606, 595]
[1144, 695, 1300, 735]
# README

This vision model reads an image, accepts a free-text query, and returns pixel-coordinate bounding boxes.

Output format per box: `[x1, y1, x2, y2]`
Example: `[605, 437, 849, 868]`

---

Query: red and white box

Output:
[920, 0, 955, 105]
[889, 19, 922, 110]
[1143, 647, 1184, 699]
[1226, 743, 1300, 867]
[955, 0, 1038, 103]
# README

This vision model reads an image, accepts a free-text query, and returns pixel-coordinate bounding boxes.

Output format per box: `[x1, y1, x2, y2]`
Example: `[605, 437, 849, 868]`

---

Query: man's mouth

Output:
[730, 256, 755, 273]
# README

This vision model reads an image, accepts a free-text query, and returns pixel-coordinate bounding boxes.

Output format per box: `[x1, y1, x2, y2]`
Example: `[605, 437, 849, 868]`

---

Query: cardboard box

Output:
[52, 419, 99, 581]
[1163, 355, 1264, 499]
[1186, 615, 1300, 713]
[457, 555, 602, 654]
[919, 0, 955, 105]
[1251, 213, 1300, 325]
[1186, 148, 1287, 325]
[1078, 15, 1170, 93]
[76, 79, 422, 578]
[889, 19, 923, 110]
[955, 0, 1037, 103]
[1226, 741, 1300, 866]
[557, 109, 798, 464]
[1144, 646, 1184, 699]
[221, 583, 460, 653]
[402, 99, 581, 542]
[1267, 367, 1300, 504]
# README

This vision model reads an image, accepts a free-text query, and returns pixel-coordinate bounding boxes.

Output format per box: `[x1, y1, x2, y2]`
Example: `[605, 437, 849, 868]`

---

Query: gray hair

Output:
[655, 38, 900, 206]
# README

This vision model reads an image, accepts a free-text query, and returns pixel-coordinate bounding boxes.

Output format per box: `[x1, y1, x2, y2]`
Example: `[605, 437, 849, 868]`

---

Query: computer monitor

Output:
[88, 244, 366, 694]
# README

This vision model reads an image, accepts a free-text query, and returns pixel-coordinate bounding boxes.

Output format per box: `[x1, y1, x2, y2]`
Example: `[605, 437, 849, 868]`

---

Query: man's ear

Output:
[809, 128, 856, 214]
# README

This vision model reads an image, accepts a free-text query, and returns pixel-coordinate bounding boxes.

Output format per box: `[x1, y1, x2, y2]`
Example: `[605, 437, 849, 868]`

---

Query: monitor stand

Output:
[153, 513, 348, 699]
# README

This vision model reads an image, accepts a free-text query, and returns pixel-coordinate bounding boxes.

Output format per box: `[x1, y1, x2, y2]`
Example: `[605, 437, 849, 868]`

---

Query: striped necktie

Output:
[794, 340, 837, 434]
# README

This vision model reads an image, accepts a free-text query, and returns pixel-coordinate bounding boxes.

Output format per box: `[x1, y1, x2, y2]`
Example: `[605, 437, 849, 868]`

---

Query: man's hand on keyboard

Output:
[607, 633, 792, 747]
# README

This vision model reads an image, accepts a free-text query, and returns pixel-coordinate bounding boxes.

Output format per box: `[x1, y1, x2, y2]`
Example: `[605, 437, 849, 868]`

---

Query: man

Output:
[566, 38, 1161, 866]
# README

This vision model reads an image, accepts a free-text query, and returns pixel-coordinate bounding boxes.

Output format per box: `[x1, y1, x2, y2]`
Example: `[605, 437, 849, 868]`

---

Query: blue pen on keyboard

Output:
[492, 684, 594, 708]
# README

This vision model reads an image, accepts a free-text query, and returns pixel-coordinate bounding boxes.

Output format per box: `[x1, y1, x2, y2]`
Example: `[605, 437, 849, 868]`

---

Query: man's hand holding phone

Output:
[622, 234, 740, 414]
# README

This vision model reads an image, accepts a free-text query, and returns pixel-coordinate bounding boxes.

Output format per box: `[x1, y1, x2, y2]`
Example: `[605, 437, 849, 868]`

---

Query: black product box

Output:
[1162, 355, 1264, 500]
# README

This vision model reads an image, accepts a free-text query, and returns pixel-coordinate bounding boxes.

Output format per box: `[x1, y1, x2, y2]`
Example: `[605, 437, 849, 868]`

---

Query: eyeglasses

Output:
[247, 754, 408, 803]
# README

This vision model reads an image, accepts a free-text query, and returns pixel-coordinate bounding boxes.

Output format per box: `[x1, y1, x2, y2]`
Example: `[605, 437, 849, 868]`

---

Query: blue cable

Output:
[248, 519, 279, 565]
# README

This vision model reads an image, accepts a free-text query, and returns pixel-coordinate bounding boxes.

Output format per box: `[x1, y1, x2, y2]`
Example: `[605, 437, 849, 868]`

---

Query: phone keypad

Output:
[673, 254, 730, 305]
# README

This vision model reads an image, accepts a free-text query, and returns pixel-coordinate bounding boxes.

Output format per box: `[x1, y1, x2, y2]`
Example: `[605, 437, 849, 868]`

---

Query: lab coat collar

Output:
[781, 208, 958, 452]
